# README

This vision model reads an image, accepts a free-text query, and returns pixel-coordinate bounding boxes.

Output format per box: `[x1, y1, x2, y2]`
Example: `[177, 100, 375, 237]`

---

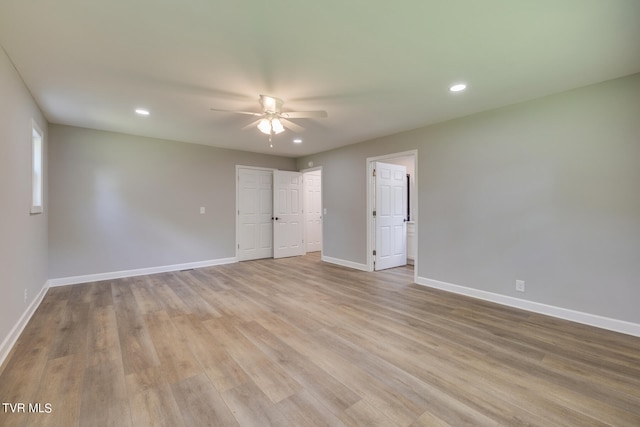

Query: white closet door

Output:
[273, 170, 304, 259]
[237, 168, 273, 261]
[375, 161, 407, 270]
[304, 170, 322, 252]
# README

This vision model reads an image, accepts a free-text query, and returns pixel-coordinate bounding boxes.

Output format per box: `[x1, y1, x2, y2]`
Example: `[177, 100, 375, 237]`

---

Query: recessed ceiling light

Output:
[293, 138, 302, 144]
[135, 108, 150, 116]
[449, 83, 467, 92]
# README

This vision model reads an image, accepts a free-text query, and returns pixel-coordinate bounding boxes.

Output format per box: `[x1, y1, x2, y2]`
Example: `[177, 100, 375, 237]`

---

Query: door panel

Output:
[375, 162, 407, 270]
[274, 171, 304, 258]
[237, 168, 273, 261]
[304, 170, 322, 252]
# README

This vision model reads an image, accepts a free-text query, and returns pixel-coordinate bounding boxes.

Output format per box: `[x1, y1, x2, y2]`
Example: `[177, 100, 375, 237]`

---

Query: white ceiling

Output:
[1, 1, 639, 157]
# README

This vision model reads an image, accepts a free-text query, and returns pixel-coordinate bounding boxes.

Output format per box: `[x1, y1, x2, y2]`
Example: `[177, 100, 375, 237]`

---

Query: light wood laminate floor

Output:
[1, 253, 639, 426]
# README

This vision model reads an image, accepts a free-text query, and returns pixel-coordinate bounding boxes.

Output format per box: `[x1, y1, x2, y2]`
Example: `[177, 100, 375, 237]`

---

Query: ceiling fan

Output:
[210, 95, 328, 147]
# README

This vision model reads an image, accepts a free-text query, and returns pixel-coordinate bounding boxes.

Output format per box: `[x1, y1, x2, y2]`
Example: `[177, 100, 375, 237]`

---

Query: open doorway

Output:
[366, 150, 417, 277]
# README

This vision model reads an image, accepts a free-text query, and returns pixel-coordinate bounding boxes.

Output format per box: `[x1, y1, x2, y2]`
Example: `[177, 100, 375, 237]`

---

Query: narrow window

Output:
[31, 120, 43, 214]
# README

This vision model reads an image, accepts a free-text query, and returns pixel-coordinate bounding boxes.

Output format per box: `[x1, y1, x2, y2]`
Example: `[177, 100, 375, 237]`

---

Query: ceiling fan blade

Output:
[280, 110, 328, 119]
[210, 108, 263, 117]
[280, 118, 305, 133]
[242, 119, 262, 130]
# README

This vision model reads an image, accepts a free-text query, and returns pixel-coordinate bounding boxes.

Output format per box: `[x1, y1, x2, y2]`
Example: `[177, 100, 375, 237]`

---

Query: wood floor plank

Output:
[171, 373, 239, 427]
[204, 317, 301, 403]
[275, 389, 348, 427]
[171, 315, 249, 392]
[2, 253, 639, 426]
[143, 310, 201, 384]
[46, 296, 90, 360]
[144, 275, 191, 318]
[26, 352, 85, 427]
[86, 304, 120, 354]
[234, 319, 361, 416]
[167, 272, 223, 319]
[85, 281, 115, 309]
[409, 411, 453, 427]
[221, 381, 292, 427]
[127, 379, 185, 427]
[0, 299, 61, 427]
[111, 281, 161, 374]
[341, 398, 397, 427]
[79, 349, 132, 427]
[130, 277, 166, 315]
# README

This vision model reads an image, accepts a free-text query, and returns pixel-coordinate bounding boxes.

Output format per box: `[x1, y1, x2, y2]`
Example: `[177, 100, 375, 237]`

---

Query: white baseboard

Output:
[48, 257, 238, 287]
[0, 281, 49, 369]
[321, 255, 369, 272]
[416, 276, 640, 338]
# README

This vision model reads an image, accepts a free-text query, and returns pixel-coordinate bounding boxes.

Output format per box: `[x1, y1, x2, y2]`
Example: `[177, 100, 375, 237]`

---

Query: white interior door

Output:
[273, 170, 304, 258]
[237, 168, 273, 261]
[303, 170, 322, 253]
[375, 161, 407, 270]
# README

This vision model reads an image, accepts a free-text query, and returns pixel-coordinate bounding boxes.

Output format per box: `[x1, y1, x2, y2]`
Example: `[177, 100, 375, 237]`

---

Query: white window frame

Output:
[30, 119, 44, 214]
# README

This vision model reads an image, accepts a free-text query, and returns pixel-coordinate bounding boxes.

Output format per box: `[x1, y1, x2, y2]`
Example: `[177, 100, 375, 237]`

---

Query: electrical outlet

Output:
[515, 280, 525, 292]
[200, 207, 206, 214]
[24, 289, 28, 303]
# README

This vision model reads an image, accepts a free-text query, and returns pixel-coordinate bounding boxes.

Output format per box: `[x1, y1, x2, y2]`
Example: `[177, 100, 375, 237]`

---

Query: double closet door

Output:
[237, 168, 304, 261]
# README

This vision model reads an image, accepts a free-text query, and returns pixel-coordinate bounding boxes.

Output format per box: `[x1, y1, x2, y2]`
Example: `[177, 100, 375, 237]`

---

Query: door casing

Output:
[366, 150, 418, 280]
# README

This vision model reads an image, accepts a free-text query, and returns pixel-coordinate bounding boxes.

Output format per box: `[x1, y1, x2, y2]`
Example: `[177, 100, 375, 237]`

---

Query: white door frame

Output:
[366, 150, 418, 281]
[301, 166, 323, 257]
[235, 165, 276, 261]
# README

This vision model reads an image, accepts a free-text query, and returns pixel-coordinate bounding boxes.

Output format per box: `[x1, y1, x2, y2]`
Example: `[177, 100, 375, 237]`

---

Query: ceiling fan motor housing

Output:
[259, 95, 284, 113]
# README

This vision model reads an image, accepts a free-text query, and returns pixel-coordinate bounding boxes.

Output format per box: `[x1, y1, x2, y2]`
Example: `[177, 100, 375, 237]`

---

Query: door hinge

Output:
[372, 250, 376, 256]
[373, 168, 376, 177]
[372, 210, 376, 217]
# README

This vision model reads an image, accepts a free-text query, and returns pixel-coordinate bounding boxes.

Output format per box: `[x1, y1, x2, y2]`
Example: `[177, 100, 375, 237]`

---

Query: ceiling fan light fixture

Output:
[271, 118, 285, 134]
[257, 118, 272, 134]
[257, 118, 285, 135]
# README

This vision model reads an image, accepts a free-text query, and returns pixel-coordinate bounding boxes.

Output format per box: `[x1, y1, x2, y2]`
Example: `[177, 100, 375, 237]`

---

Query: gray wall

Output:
[298, 73, 640, 324]
[48, 125, 296, 279]
[0, 47, 48, 348]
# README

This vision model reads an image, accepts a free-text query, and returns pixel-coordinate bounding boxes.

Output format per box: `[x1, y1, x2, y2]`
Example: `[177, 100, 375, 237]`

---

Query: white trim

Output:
[30, 119, 44, 214]
[299, 165, 323, 174]
[48, 257, 237, 287]
[321, 255, 369, 272]
[416, 276, 640, 338]
[0, 281, 49, 368]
